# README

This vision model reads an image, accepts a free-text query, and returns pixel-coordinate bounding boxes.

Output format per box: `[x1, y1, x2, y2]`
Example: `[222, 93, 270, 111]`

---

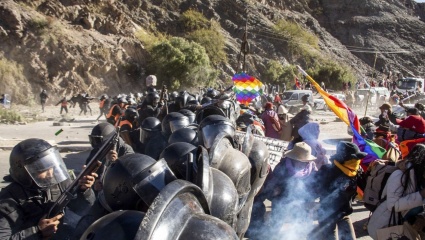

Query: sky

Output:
[415, 0, 425, 2]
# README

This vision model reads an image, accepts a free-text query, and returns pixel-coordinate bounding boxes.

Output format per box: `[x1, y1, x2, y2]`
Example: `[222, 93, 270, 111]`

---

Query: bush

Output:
[147, 37, 217, 89]
[307, 60, 356, 91]
[179, 9, 210, 32]
[28, 17, 49, 35]
[134, 29, 165, 50]
[186, 28, 227, 65]
[0, 108, 22, 123]
[0, 58, 32, 105]
[273, 20, 319, 57]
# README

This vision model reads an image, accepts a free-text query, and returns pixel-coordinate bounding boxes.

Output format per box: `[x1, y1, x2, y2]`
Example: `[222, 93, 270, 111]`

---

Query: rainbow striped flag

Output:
[233, 73, 263, 106]
[296, 66, 385, 164]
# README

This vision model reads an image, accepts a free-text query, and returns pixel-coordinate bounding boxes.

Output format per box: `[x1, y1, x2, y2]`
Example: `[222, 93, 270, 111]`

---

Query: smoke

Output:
[247, 158, 352, 240]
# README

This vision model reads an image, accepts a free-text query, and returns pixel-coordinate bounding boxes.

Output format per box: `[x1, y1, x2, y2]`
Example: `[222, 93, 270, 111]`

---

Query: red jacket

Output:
[398, 115, 425, 134]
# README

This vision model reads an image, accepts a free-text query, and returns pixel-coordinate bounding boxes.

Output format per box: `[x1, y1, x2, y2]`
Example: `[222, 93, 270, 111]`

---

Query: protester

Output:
[268, 142, 318, 238]
[55, 96, 69, 114]
[310, 141, 367, 240]
[261, 102, 281, 139]
[398, 107, 425, 134]
[298, 122, 330, 169]
[39, 89, 48, 112]
[368, 144, 425, 239]
[289, 95, 312, 139]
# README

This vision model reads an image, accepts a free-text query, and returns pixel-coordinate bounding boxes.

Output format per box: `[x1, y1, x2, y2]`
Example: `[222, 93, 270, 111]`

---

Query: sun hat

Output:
[284, 142, 316, 162]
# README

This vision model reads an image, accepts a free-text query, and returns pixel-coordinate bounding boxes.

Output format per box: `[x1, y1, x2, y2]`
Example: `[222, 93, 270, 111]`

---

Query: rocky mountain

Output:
[0, 0, 424, 103]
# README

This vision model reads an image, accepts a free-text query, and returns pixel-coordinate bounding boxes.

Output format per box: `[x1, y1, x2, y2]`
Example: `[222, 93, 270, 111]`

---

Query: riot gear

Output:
[159, 142, 197, 179]
[81, 210, 145, 240]
[178, 109, 196, 123]
[89, 123, 116, 148]
[169, 91, 179, 102]
[161, 112, 190, 137]
[209, 133, 252, 212]
[198, 115, 235, 149]
[168, 128, 199, 146]
[145, 92, 160, 106]
[124, 108, 139, 122]
[103, 154, 177, 212]
[135, 180, 238, 240]
[9, 138, 70, 188]
[140, 117, 161, 144]
[206, 88, 219, 99]
[117, 97, 128, 105]
[200, 96, 212, 105]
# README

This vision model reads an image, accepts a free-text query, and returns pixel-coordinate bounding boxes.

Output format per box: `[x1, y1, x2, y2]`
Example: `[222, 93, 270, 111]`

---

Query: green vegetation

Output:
[28, 17, 50, 35]
[147, 37, 217, 89]
[186, 28, 227, 65]
[0, 108, 22, 123]
[273, 19, 319, 58]
[0, 58, 32, 104]
[307, 60, 356, 90]
[179, 9, 210, 32]
[181, 10, 227, 66]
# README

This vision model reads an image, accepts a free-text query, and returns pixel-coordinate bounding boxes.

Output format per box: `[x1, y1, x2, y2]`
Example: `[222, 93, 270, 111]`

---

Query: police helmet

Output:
[100, 94, 108, 100]
[140, 117, 161, 144]
[9, 138, 70, 188]
[117, 97, 128, 105]
[145, 92, 160, 106]
[200, 97, 212, 105]
[206, 88, 219, 99]
[161, 112, 190, 137]
[89, 123, 116, 148]
[81, 210, 145, 240]
[168, 128, 199, 146]
[169, 91, 179, 102]
[124, 108, 139, 122]
[198, 115, 235, 149]
[159, 142, 197, 179]
[178, 109, 196, 123]
[103, 153, 177, 212]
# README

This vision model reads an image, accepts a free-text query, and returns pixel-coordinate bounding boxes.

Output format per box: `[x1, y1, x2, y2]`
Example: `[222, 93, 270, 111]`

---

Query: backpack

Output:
[363, 160, 398, 212]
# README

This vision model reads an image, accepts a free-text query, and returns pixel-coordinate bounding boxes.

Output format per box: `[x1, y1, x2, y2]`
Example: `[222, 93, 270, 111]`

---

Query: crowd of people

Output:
[2, 76, 425, 239]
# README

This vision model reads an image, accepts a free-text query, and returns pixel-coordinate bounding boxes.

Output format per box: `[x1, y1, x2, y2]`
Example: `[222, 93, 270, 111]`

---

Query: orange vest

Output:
[99, 99, 105, 108]
[119, 120, 132, 129]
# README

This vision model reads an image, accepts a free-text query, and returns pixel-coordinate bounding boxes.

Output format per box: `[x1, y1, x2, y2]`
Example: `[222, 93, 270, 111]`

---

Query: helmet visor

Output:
[140, 129, 160, 144]
[132, 159, 177, 206]
[169, 119, 189, 133]
[24, 147, 70, 188]
[201, 124, 235, 149]
[89, 135, 103, 148]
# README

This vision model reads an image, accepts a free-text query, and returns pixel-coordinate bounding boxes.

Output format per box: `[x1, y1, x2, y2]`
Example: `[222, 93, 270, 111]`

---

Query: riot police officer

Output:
[0, 138, 96, 239]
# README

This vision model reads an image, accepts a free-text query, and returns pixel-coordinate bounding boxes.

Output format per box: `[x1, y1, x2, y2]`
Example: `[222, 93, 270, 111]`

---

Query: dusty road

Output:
[0, 103, 376, 239]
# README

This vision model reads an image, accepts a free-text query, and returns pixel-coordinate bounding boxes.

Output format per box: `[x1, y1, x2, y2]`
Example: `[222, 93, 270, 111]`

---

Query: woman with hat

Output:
[310, 141, 367, 240]
[267, 142, 318, 238]
[298, 122, 330, 170]
[261, 102, 281, 139]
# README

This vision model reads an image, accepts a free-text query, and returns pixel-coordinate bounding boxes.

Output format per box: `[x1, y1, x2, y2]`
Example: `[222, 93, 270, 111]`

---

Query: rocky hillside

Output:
[0, 0, 424, 104]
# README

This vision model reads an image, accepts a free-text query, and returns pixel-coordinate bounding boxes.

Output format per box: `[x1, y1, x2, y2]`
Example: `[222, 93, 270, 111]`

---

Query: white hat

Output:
[277, 105, 288, 114]
[284, 142, 316, 162]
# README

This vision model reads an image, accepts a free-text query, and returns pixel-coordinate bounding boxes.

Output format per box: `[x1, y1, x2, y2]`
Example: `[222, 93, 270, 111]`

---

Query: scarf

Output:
[333, 159, 361, 177]
[285, 158, 315, 178]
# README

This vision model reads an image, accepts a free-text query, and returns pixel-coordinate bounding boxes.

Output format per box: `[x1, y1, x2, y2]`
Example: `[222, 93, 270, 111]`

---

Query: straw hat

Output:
[284, 142, 316, 162]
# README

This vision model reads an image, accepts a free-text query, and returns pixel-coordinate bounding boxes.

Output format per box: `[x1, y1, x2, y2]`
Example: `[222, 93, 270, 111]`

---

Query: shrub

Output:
[135, 29, 165, 50]
[28, 17, 49, 35]
[186, 28, 227, 65]
[147, 37, 216, 89]
[0, 108, 22, 123]
[307, 60, 356, 91]
[179, 9, 210, 32]
[273, 20, 319, 57]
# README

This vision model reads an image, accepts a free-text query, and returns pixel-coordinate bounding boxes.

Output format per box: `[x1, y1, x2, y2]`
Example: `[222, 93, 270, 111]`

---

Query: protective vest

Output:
[99, 99, 105, 109]
[119, 120, 133, 130]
